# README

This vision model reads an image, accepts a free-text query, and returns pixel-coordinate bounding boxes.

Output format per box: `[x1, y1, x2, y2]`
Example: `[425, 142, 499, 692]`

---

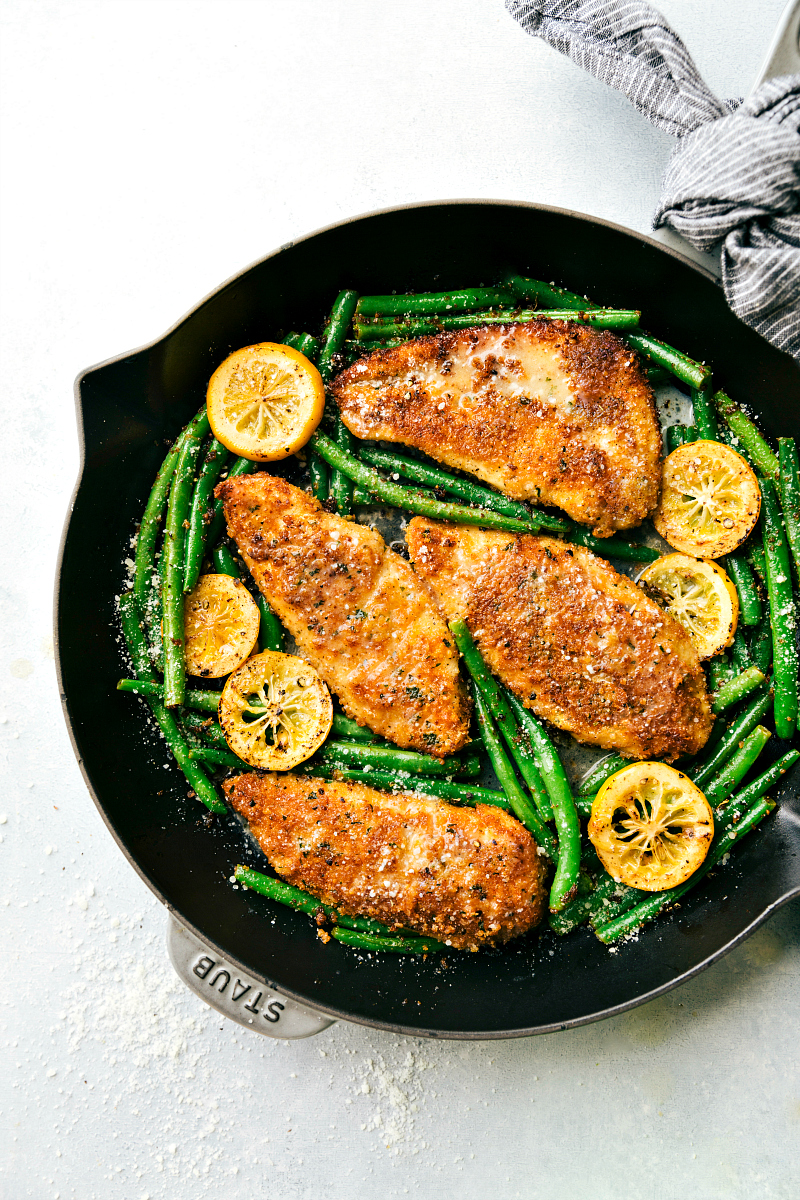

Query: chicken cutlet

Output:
[330, 318, 661, 538]
[216, 472, 470, 756]
[407, 519, 712, 761]
[226, 772, 548, 950]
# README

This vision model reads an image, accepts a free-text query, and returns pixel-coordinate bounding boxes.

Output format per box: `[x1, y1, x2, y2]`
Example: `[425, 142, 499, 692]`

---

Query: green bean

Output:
[711, 666, 766, 714]
[690, 689, 772, 788]
[761, 477, 799, 739]
[282, 331, 320, 360]
[646, 366, 673, 385]
[310, 431, 546, 534]
[318, 289, 359, 384]
[133, 439, 182, 604]
[352, 487, 373, 506]
[356, 288, 514, 318]
[578, 753, 631, 795]
[456, 752, 482, 777]
[730, 629, 752, 672]
[180, 709, 228, 748]
[119, 591, 166, 687]
[715, 750, 799, 831]
[313, 739, 472, 777]
[505, 691, 581, 911]
[724, 554, 762, 626]
[118, 592, 225, 813]
[183, 438, 231, 592]
[358, 446, 559, 529]
[449, 620, 552, 820]
[580, 843, 603, 873]
[162, 410, 211, 707]
[257, 596, 284, 653]
[565, 526, 658, 562]
[204, 456, 259, 550]
[708, 653, 734, 692]
[188, 744, 245, 769]
[503, 272, 600, 311]
[330, 714, 382, 743]
[354, 308, 642, 341]
[524, 511, 570, 533]
[295, 332, 320, 360]
[549, 875, 617, 935]
[331, 417, 354, 515]
[594, 796, 775, 944]
[690, 385, 718, 440]
[574, 792, 597, 819]
[703, 724, 771, 806]
[576, 869, 595, 896]
[665, 424, 696, 454]
[748, 614, 773, 674]
[211, 544, 240, 578]
[117, 678, 220, 712]
[331, 928, 447, 953]
[525, 512, 571, 533]
[501, 695, 570, 819]
[778, 438, 800, 580]
[354, 472, 507, 521]
[145, 546, 167, 674]
[345, 339, 405, 361]
[309, 451, 330, 502]
[234, 865, 394, 935]
[471, 686, 557, 858]
[360, 447, 570, 532]
[295, 764, 510, 809]
[713, 391, 780, 480]
[717, 420, 757, 467]
[746, 540, 768, 584]
[626, 332, 711, 389]
[588, 880, 648, 929]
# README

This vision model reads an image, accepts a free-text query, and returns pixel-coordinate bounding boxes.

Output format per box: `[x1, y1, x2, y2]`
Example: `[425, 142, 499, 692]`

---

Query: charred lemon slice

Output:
[183, 574, 260, 678]
[219, 651, 333, 770]
[206, 342, 325, 461]
[589, 762, 713, 892]
[654, 440, 760, 558]
[638, 553, 738, 659]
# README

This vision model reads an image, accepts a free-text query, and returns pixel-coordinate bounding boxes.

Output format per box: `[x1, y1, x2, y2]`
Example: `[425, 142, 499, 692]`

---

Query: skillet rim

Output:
[54, 197, 800, 1039]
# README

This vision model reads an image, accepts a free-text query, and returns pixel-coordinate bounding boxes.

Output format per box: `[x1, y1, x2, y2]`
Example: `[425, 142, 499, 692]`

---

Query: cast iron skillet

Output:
[56, 201, 800, 1039]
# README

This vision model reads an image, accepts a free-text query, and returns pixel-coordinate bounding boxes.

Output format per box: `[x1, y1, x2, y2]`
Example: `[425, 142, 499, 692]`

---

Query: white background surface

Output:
[1, 2, 799, 1198]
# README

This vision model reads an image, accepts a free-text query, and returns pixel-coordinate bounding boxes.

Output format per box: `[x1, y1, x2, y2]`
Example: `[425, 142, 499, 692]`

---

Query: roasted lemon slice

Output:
[219, 651, 333, 770]
[183, 574, 260, 678]
[653, 440, 760, 559]
[206, 342, 325, 461]
[638, 553, 738, 659]
[588, 762, 713, 892]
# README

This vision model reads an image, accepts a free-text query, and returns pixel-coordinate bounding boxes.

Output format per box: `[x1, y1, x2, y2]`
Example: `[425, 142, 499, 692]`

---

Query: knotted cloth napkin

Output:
[506, 0, 800, 360]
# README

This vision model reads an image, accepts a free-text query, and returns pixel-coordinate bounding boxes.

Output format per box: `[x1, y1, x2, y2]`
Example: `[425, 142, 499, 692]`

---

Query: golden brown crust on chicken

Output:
[215, 473, 470, 756]
[226, 772, 548, 950]
[407, 519, 712, 762]
[331, 319, 661, 538]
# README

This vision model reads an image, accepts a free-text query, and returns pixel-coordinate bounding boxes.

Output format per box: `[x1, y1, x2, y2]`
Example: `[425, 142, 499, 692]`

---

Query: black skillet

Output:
[56, 201, 800, 1039]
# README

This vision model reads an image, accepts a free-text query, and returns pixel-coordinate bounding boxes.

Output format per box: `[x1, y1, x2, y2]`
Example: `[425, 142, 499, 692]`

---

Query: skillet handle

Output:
[167, 917, 335, 1039]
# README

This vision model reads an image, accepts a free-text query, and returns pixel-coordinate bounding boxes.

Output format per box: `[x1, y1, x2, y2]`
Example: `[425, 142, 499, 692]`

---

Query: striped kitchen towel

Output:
[506, 0, 800, 361]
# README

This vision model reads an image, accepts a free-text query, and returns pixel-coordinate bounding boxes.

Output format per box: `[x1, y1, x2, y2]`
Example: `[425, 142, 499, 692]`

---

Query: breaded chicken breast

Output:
[226, 772, 548, 950]
[407, 519, 712, 762]
[330, 319, 661, 537]
[216, 473, 470, 756]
